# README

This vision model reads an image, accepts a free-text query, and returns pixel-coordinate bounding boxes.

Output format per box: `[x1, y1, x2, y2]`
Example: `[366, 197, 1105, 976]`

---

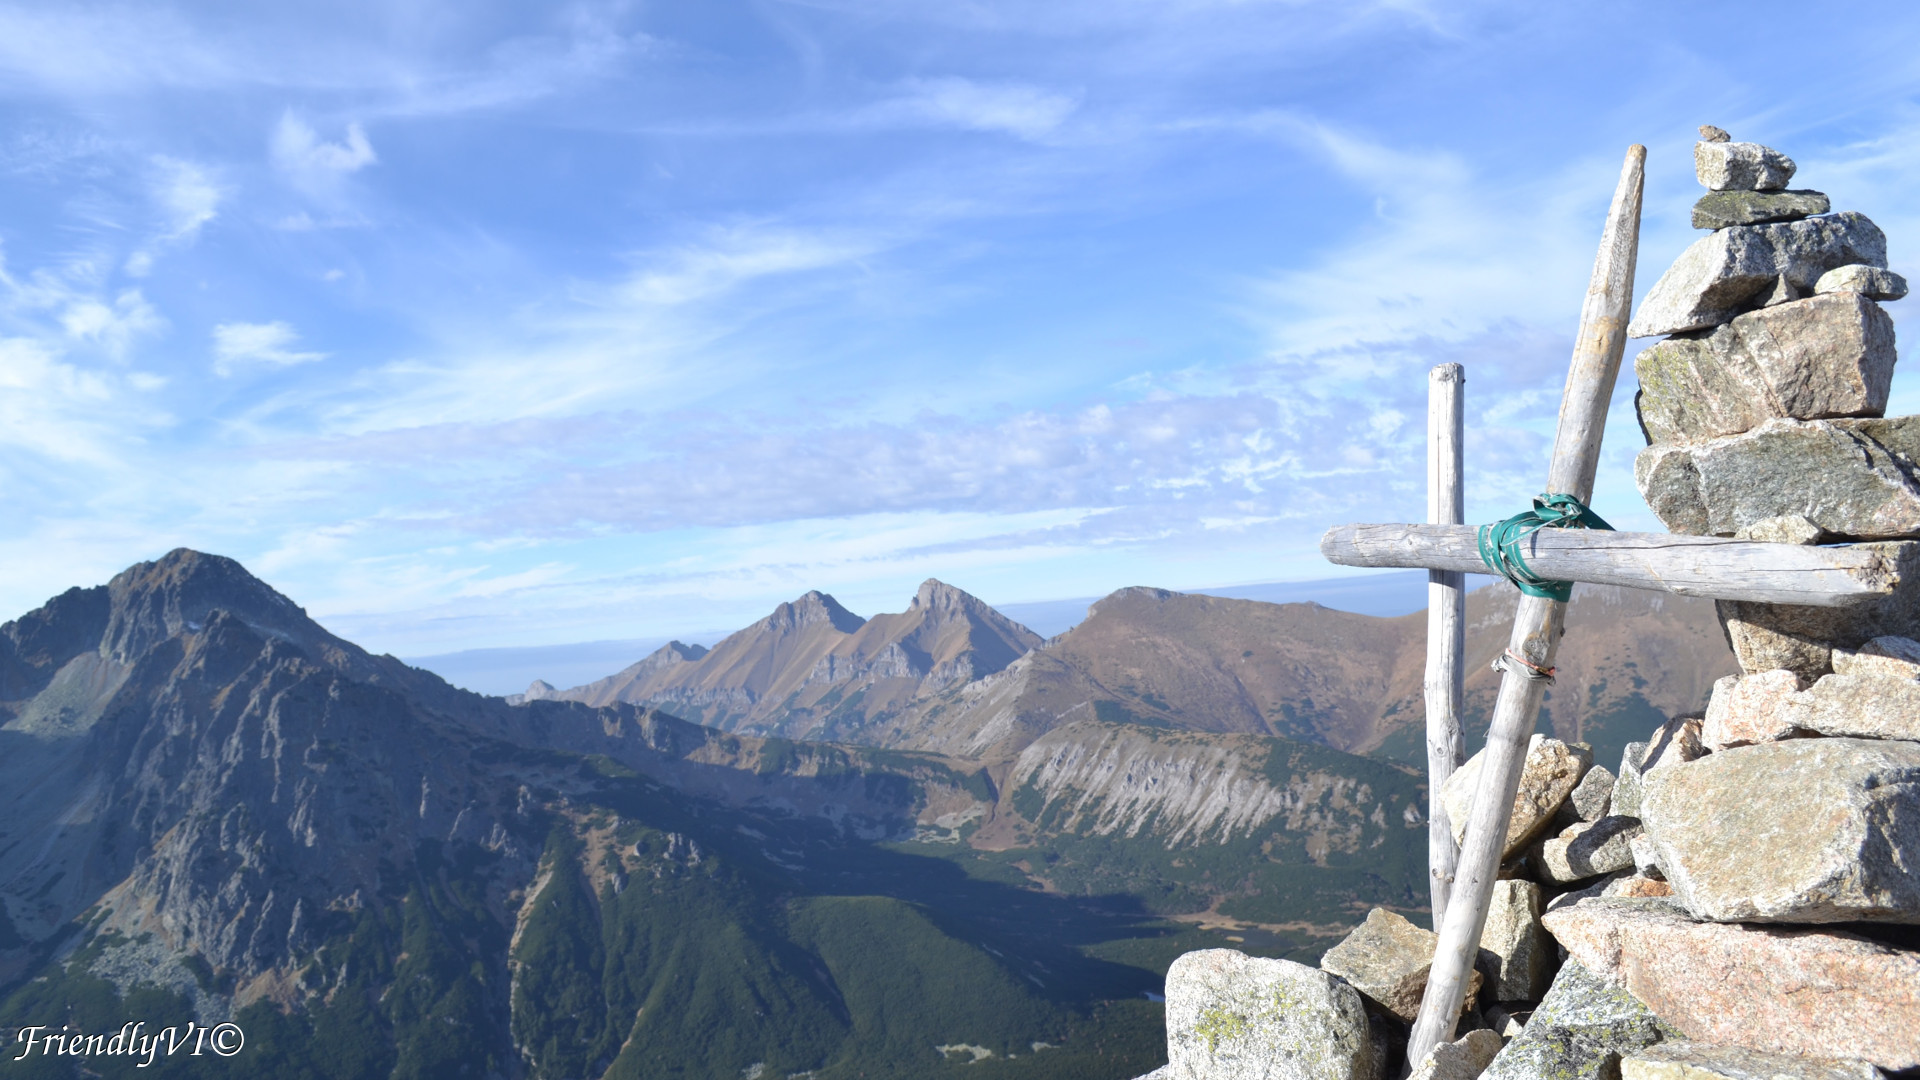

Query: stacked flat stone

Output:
[1631, 129, 1920, 684]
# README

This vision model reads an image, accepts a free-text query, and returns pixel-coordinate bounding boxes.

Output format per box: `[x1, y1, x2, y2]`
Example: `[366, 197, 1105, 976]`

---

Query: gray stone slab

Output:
[1642, 738, 1920, 924]
[1476, 878, 1552, 1003]
[1320, 908, 1479, 1024]
[1693, 189, 1830, 229]
[1635, 292, 1894, 446]
[1816, 263, 1909, 301]
[1628, 213, 1886, 337]
[1635, 418, 1920, 540]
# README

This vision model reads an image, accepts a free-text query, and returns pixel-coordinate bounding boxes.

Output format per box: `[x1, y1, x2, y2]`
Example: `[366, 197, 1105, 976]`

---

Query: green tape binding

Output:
[1475, 493, 1614, 603]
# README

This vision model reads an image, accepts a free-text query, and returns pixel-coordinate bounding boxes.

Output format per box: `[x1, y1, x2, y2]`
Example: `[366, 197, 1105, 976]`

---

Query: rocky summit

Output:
[1141, 128, 1920, 1080]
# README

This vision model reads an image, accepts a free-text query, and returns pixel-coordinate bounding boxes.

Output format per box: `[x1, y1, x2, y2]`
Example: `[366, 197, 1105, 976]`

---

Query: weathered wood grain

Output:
[1321, 522, 1908, 607]
[1425, 363, 1466, 929]
[1406, 144, 1644, 1066]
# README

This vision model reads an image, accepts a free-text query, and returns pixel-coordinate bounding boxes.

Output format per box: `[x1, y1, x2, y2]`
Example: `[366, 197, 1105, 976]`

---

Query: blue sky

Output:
[5, 0, 1920, 657]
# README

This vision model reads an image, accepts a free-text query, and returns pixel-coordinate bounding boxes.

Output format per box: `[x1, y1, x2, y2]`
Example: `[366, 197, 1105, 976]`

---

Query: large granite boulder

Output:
[1480, 959, 1677, 1080]
[1692, 189, 1829, 230]
[1641, 738, 1920, 923]
[1628, 212, 1886, 337]
[1634, 292, 1896, 446]
[1476, 879, 1552, 1003]
[1319, 908, 1480, 1023]
[1635, 418, 1920, 539]
[1441, 735, 1590, 860]
[1621, 1041, 1885, 1080]
[1542, 897, 1920, 1070]
[1162, 949, 1378, 1080]
[1694, 140, 1796, 192]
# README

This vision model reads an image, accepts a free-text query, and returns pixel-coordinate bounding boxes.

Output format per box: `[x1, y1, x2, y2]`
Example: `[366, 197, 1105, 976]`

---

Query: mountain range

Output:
[523, 575, 1734, 779]
[0, 551, 1734, 1079]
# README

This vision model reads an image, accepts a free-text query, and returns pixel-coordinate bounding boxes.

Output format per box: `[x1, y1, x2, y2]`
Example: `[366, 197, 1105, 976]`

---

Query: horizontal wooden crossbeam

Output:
[1320, 522, 1915, 607]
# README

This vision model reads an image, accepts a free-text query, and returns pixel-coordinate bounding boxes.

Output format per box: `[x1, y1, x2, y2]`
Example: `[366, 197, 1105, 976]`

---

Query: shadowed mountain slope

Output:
[16, 550, 1409, 1079]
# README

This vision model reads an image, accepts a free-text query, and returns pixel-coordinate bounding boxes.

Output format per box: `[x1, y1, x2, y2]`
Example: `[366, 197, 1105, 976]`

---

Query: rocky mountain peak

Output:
[911, 578, 975, 613]
[763, 590, 865, 635]
[101, 548, 319, 663]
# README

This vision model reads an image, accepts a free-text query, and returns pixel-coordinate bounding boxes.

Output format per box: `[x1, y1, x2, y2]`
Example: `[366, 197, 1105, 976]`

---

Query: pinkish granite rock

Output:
[1792, 672, 1920, 742]
[1701, 670, 1802, 750]
[1542, 896, 1920, 1070]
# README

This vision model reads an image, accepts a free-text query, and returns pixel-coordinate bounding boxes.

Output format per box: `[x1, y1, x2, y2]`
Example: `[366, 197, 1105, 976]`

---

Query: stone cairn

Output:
[1133, 128, 1920, 1080]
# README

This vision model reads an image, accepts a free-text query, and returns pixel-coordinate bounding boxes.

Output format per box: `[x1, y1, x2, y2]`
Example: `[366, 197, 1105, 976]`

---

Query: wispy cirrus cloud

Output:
[212, 321, 327, 376]
[859, 77, 1081, 140]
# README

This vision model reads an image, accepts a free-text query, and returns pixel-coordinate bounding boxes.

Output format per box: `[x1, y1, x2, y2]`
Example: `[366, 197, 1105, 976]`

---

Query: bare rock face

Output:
[1538, 815, 1643, 884]
[1162, 949, 1378, 1080]
[1695, 140, 1797, 192]
[1634, 293, 1896, 446]
[1692, 189, 1830, 230]
[1636, 418, 1920, 539]
[1621, 1041, 1886, 1080]
[1817, 263, 1910, 301]
[1628, 212, 1886, 337]
[1319, 907, 1480, 1023]
[1701, 669, 1803, 750]
[1542, 896, 1920, 1070]
[1408, 1029, 1503, 1080]
[1641, 738, 1920, 924]
[1475, 879, 1552, 1002]
[1441, 735, 1590, 860]
[1480, 959, 1678, 1080]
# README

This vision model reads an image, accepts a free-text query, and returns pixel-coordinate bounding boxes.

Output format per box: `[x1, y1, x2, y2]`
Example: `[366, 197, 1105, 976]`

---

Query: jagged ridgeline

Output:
[0, 551, 1732, 1079]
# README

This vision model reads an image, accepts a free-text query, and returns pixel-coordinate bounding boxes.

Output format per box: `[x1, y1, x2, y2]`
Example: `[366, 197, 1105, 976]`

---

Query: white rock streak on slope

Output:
[1009, 724, 1372, 848]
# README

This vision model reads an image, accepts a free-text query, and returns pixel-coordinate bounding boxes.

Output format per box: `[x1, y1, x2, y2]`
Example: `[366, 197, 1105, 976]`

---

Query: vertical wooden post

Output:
[1405, 144, 1644, 1066]
[1425, 363, 1466, 929]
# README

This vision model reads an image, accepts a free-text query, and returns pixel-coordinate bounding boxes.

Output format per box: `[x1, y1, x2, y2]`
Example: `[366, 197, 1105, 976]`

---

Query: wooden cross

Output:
[1363, 145, 1650, 1067]
[1328, 144, 1917, 1066]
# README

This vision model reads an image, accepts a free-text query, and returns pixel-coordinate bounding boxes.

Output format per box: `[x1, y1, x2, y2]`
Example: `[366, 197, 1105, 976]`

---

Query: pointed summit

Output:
[102, 548, 318, 662]
[761, 590, 866, 635]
